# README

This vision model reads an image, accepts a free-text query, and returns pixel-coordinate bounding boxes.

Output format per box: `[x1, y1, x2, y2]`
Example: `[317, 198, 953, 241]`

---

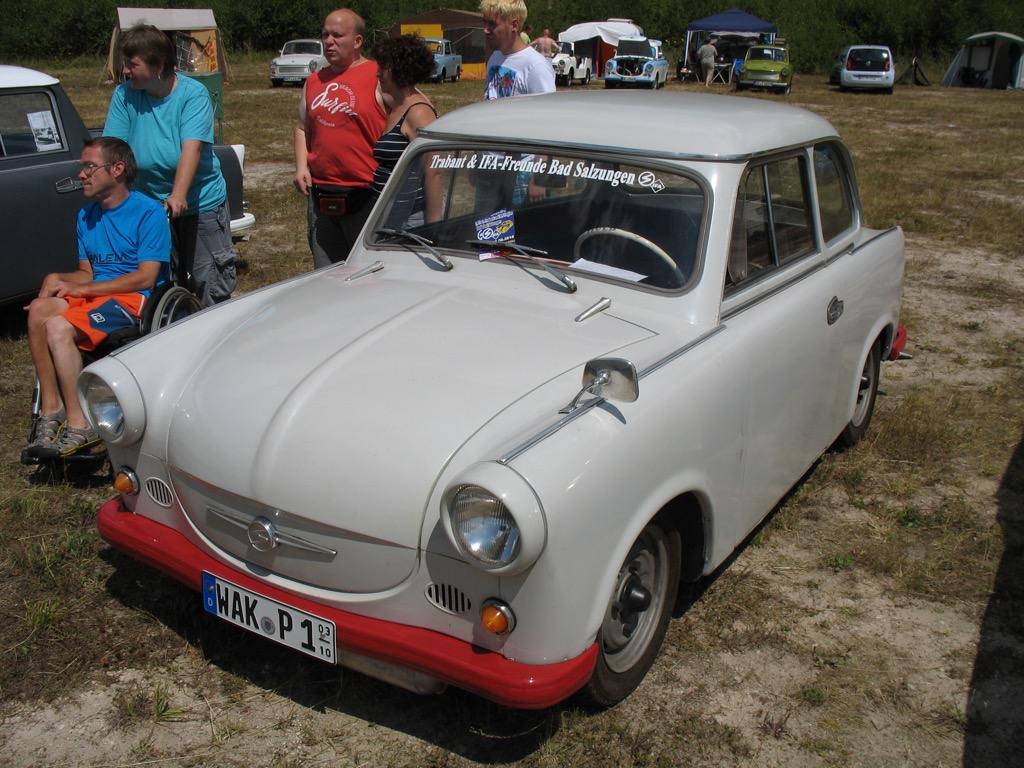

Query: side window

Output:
[814, 142, 855, 243]
[0, 92, 65, 159]
[727, 154, 815, 289]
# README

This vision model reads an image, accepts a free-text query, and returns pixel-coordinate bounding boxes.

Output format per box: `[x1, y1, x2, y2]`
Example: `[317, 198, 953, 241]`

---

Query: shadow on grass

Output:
[99, 547, 564, 763]
[23, 454, 111, 488]
[963, 433, 1024, 766]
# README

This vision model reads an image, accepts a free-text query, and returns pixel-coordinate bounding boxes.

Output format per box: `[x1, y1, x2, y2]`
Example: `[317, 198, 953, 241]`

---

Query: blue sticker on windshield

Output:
[475, 208, 515, 242]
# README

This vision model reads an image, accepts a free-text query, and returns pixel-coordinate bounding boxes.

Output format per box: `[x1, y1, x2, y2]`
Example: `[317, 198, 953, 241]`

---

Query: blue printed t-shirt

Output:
[104, 73, 227, 212]
[77, 189, 171, 298]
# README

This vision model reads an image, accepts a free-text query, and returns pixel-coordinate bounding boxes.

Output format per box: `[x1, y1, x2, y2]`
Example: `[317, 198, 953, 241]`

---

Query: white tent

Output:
[557, 19, 644, 74]
[558, 18, 643, 46]
[941, 32, 1024, 89]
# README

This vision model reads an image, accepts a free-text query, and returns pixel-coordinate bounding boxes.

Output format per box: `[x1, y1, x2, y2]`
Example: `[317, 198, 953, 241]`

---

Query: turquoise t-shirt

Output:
[77, 190, 171, 298]
[103, 73, 227, 213]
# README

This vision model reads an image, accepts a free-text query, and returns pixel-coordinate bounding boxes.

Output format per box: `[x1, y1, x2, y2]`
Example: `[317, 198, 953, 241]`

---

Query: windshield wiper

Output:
[375, 228, 453, 271]
[467, 240, 577, 293]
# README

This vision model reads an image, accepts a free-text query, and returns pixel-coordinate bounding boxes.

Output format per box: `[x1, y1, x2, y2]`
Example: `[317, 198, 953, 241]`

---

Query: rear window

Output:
[847, 48, 890, 71]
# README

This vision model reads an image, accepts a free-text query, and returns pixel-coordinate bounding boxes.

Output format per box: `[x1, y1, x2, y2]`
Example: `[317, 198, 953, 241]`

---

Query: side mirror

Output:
[561, 358, 639, 414]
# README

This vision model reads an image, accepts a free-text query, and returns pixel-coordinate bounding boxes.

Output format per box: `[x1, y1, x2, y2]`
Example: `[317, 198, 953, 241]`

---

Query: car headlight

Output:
[442, 463, 546, 575]
[78, 362, 146, 446]
[308, 60, 319, 73]
[781, 68, 790, 77]
[605, 61, 616, 74]
[644, 63, 653, 74]
[270, 62, 278, 75]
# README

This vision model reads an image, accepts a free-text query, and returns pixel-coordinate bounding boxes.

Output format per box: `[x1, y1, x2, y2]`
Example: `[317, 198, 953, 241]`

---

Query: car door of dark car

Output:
[0, 87, 82, 305]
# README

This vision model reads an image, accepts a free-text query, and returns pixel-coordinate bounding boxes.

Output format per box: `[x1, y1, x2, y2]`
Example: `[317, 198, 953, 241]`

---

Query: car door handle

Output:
[827, 296, 844, 325]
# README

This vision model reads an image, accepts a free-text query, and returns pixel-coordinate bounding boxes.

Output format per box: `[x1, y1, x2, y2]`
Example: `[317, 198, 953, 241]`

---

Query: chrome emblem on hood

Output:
[209, 506, 338, 556]
[247, 518, 276, 552]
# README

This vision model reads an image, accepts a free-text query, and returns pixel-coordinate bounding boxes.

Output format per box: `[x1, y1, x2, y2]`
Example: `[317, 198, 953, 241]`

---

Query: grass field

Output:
[1, 55, 1022, 767]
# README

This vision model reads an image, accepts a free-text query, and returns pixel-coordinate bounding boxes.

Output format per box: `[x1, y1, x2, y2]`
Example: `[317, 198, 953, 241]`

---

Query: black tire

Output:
[567, 68, 574, 86]
[439, 68, 446, 83]
[582, 70, 591, 85]
[576, 516, 681, 708]
[838, 342, 880, 447]
[453, 68, 461, 83]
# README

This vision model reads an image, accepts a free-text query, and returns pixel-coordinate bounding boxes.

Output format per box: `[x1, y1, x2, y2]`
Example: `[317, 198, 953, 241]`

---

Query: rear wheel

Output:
[453, 68, 461, 83]
[838, 342, 880, 447]
[576, 516, 681, 708]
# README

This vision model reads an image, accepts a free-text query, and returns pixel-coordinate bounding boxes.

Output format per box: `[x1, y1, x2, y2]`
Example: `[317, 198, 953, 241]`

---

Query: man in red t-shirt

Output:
[295, 8, 387, 268]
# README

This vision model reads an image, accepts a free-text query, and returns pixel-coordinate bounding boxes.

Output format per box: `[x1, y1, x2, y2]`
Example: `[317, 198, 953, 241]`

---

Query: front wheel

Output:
[838, 342, 880, 447]
[575, 516, 681, 708]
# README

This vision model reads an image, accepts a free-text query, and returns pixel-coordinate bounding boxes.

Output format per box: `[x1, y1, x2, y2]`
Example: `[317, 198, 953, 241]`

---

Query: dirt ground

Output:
[1, 231, 1022, 767]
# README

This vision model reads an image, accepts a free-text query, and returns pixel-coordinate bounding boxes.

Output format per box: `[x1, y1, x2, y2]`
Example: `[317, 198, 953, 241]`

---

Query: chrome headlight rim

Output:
[78, 363, 146, 446]
[441, 462, 546, 575]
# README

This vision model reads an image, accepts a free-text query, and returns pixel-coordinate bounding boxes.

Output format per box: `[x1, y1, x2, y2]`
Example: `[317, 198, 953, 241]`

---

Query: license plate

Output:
[202, 572, 336, 663]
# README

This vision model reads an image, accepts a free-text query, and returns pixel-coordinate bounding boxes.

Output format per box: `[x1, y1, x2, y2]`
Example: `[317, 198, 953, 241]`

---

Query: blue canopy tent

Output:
[679, 8, 778, 80]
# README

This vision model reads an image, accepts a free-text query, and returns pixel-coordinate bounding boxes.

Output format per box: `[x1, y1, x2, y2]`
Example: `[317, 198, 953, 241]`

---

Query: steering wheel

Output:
[573, 227, 684, 286]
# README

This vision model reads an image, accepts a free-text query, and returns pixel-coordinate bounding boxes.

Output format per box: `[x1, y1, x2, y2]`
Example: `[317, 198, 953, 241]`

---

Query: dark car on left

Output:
[0, 65, 254, 307]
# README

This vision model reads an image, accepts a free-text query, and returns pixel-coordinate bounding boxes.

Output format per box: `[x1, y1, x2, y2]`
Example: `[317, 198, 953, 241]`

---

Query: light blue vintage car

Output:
[604, 36, 669, 89]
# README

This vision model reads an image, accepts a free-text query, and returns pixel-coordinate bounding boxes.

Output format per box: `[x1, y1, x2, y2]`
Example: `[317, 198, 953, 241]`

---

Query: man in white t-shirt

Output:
[480, 0, 555, 99]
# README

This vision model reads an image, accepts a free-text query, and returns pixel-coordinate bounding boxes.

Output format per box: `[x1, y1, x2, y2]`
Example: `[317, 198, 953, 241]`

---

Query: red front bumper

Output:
[97, 497, 597, 709]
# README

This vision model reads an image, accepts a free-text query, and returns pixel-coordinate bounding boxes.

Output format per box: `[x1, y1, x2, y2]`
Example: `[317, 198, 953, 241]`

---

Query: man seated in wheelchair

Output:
[25, 137, 170, 459]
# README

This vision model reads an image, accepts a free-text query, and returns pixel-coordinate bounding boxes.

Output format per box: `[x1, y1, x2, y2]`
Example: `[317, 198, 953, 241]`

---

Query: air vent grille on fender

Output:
[146, 477, 175, 507]
[425, 583, 472, 615]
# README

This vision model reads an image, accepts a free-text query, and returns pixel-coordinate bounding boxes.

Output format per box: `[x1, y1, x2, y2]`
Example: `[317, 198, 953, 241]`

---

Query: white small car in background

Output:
[85, 91, 906, 710]
[835, 45, 895, 93]
[269, 39, 327, 87]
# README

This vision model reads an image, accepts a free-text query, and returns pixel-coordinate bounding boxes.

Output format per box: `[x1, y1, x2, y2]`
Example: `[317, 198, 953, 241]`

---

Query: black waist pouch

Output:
[314, 184, 371, 216]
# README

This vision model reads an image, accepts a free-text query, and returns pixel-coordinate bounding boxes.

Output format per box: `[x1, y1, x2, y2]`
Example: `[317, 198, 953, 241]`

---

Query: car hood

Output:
[158, 267, 657, 585]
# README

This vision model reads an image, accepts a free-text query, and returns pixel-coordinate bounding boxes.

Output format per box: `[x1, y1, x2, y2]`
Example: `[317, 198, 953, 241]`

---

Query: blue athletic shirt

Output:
[103, 73, 227, 213]
[77, 190, 171, 297]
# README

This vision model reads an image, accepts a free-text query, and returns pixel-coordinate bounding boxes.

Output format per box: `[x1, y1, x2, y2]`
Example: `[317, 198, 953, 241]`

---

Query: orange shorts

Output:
[61, 294, 145, 352]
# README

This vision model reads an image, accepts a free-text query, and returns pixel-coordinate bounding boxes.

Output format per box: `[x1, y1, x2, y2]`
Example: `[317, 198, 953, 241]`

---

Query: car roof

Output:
[0, 65, 59, 88]
[421, 91, 838, 161]
[284, 39, 320, 45]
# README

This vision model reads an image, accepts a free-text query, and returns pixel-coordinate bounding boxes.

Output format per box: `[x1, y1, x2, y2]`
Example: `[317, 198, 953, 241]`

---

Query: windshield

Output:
[283, 41, 322, 55]
[370, 147, 705, 291]
[618, 40, 654, 58]
[558, 42, 573, 55]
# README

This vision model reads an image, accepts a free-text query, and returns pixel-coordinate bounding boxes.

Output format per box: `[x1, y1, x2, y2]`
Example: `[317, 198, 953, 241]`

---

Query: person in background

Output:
[480, 0, 555, 99]
[520, 25, 533, 47]
[531, 29, 558, 58]
[295, 8, 387, 268]
[370, 35, 441, 226]
[104, 23, 234, 307]
[25, 138, 170, 458]
[698, 37, 718, 87]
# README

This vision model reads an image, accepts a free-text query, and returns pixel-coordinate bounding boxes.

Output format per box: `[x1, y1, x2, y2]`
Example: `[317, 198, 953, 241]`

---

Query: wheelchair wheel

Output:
[141, 285, 204, 335]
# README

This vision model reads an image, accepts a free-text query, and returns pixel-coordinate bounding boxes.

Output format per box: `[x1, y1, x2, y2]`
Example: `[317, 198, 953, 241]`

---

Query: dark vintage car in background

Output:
[0, 65, 255, 307]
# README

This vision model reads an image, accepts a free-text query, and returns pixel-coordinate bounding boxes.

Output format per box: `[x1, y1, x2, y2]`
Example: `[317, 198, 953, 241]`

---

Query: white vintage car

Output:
[269, 39, 327, 87]
[83, 91, 906, 709]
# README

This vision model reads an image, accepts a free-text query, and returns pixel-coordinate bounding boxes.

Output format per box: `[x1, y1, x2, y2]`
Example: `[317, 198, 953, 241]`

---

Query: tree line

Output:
[3, 0, 1022, 73]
